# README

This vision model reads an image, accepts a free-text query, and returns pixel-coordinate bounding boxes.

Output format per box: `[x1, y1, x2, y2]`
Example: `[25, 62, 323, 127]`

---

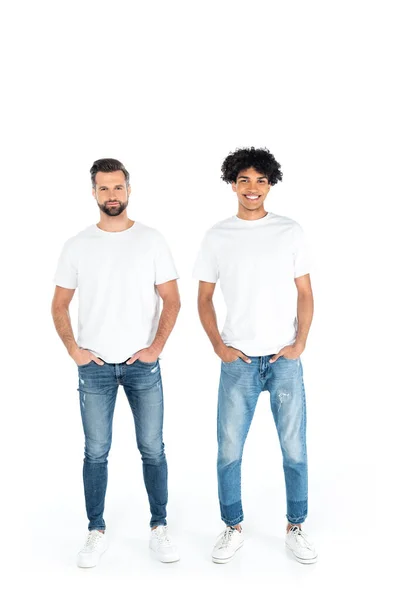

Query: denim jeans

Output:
[77, 359, 167, 530]
[217, 355, 308, 526]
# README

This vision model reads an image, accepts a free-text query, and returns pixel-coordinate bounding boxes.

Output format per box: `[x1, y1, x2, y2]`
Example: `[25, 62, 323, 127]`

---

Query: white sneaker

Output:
[285, 525, 318, 564]
[212, 527, 244, 564]
[149, 526, 180, 563]
[77, 530, 108, 568]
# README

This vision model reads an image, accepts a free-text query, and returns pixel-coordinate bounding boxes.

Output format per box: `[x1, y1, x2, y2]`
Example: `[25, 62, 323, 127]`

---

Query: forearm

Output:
[198, 297, 224, 351]
[52, 305, 78, 355]
[295, 291, 314, 347]
[151, 298, 181, 353]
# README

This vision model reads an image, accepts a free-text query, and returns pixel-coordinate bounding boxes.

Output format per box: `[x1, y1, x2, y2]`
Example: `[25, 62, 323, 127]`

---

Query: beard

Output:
[98, 200, 128, 217]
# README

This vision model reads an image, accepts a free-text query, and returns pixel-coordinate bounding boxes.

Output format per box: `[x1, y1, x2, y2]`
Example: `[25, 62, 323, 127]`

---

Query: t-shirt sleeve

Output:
[54, 239, 78, 289]
[192, 233, 219, 283]
[292, 223, 311, 278]
[154, 233, 179, 285]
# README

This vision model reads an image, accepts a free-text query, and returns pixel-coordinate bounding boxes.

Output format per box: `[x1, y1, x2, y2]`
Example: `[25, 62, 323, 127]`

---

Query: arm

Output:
[197, 281, 223, 350]
[51, 285, 103, 365]
[126, 279, 181, 364]
[197, 281, 251, 363]
[269, 273, 314, 362]
[294, 273, 314, 348]
[51, 286, 78, 355]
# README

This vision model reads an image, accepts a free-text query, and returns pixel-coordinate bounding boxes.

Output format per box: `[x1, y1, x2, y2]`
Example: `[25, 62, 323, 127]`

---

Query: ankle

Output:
[286, 523, 301, 533]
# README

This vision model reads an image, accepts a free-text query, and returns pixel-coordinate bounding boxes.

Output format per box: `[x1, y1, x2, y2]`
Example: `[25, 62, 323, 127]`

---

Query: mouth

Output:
[107, 202, 120, 206]
[244, 195, 261, 201]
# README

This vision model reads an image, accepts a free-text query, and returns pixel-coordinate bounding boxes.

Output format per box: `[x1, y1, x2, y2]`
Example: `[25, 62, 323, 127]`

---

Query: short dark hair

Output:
[221, 147, 283, 185]
[90, 158, 130, 188]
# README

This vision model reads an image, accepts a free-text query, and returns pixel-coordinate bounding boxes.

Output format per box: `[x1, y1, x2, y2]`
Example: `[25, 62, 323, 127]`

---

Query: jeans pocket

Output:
[222, 357, 240, 364]
[136, 358, 158, 365]
[78, 360, 94, 368]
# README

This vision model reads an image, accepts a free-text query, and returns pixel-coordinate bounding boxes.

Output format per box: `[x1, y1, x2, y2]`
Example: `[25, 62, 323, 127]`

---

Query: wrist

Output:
[68, 343, 79, 357]
[294, 340, 306, 350]
[149, 341, 163, 354]
[213, 340, 225, 353]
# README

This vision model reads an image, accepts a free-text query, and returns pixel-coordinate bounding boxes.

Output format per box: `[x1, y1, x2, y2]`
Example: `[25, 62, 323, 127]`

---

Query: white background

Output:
[1, 0, 398, 597]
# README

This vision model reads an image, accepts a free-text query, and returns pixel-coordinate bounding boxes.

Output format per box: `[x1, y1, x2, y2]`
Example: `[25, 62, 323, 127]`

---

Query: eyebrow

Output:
[98, 184, 125, 188]
[238, 176, 267, 180]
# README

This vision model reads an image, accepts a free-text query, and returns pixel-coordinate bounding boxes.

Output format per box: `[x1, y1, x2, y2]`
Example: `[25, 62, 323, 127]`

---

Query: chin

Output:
[244, 203, 263, 211]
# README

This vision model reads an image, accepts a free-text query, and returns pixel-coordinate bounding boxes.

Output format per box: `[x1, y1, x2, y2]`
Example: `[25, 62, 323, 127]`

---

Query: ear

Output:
[232, 182, 237, 192]
[91, 187, 96, 199]
[127, 184, 131, 196]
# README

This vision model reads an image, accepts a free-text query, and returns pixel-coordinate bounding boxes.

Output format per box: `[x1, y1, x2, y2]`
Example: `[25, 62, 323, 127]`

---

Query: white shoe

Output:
[77, 530, 108, 568]
[285, 525, 318, 564]
[149, 526, 180, 563]
[212, 527, 244, 564]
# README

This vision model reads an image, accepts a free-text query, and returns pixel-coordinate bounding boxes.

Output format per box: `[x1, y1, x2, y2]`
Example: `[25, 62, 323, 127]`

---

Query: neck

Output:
[237, 204, 268, 221]
[97, 214, 134, 233]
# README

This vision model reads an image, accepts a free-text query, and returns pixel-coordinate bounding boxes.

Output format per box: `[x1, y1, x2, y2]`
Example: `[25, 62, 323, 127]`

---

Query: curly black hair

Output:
[221, 147, 283, 185]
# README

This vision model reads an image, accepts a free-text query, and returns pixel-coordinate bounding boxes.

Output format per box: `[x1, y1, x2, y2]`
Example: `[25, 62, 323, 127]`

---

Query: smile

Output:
[244, 195, 260, 200]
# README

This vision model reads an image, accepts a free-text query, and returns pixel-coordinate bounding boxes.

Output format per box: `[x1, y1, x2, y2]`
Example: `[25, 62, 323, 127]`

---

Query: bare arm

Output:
[126, 279, 181, 364]
[269, 273, 314, 362]
[51, 286, 78, 355]
[197, 281, 223, 350]
[197, 281, 251, 363]
[152, 279, 181, 352]
[51, 286, 103, 365]
[294, 273, 314, 348]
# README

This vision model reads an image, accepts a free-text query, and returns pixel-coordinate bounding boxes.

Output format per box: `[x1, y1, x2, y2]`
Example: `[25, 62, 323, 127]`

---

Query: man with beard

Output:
[193, 147, 317, 565]
[52, 158, 180, 567]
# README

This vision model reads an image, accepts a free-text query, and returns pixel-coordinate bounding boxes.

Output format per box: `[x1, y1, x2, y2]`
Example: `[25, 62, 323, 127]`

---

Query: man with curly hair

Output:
[51, 159, 181, 567]
[193, 147, 317, 564]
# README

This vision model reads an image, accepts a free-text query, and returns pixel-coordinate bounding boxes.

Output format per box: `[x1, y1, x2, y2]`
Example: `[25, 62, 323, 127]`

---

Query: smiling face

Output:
[232, 167, 271, 214]
[92, 170, 131, 216]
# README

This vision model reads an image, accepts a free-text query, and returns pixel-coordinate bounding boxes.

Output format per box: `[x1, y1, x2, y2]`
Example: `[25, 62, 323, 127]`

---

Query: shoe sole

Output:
[285, 544, 318, 564]
[212, 541, 244, 564]
[150, 548, 180, 563]
[77, 546, 108, 568]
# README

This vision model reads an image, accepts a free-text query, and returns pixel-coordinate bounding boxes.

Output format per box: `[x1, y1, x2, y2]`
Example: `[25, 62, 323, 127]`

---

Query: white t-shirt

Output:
[192, 212, 310, 356]
[54, 222, 179, 363]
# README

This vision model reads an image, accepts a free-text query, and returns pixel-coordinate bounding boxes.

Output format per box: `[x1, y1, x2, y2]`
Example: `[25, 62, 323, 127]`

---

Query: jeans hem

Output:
[222, 515, 243, 527]
[150, 519, 167, 528]
[286, 515, 307, 525]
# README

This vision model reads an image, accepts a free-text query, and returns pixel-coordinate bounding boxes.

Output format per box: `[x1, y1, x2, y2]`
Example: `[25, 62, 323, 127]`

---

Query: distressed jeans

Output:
[217, 355, 308, 526]
[77, 359, 167, 530]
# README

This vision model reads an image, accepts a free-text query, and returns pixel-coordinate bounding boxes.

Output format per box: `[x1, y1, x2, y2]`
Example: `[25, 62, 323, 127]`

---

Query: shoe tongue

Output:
[290, 526, 300, 533]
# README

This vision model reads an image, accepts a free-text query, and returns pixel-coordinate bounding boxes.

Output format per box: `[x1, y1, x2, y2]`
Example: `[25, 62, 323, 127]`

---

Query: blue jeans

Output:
[77, 359, 167, 530]
[217, 355, 308, 526]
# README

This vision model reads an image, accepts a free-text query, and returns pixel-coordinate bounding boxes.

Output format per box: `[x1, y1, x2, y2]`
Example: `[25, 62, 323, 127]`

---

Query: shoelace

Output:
[289, 526, 314, 550]
[83, 531, 103, 551]
[154, 526, 172, 547]
[217, 527, 237, 549]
